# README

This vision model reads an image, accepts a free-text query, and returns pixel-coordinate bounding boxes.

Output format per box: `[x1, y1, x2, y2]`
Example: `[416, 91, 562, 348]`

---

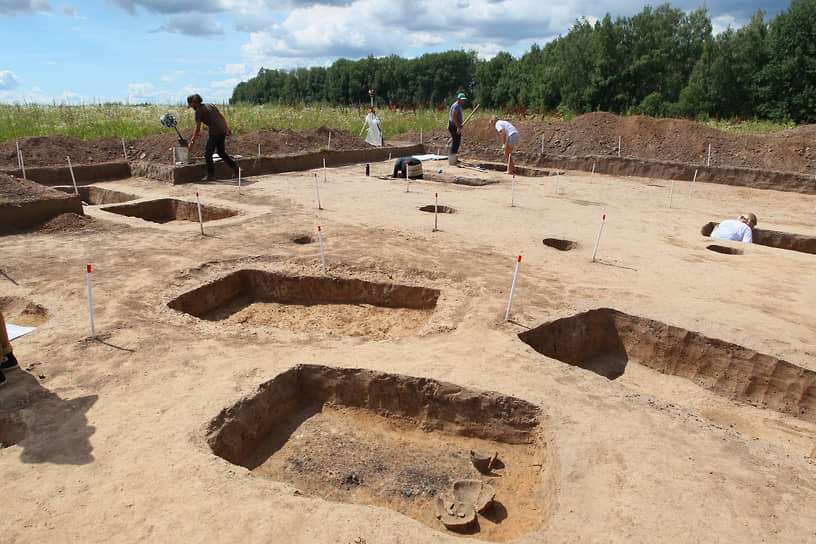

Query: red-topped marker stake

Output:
[505, 255, 522, 321]
[86, 264, 95, 339]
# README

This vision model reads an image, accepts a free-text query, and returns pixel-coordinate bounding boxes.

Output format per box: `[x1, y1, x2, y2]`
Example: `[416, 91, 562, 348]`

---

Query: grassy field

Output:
[0, 102, 797, 143]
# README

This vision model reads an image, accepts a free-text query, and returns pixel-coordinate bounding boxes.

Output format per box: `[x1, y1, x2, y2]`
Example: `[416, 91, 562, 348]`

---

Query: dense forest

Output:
[230, 0, 816, 122]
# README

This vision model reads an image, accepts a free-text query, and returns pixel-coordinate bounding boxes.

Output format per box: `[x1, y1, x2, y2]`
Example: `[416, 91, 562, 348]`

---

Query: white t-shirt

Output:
[494, 120, 518, 138]
[711, 219, 753, 243]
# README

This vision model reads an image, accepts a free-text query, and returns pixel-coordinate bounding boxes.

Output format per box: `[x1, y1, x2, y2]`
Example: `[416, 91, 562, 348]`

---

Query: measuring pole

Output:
[67, 156, 79, 195]
[689, 169, 698, 196]
[196, 192, 204, 235]
[592, 214, 606, 262]
[707, 144, 711, 167]
[86, 264, 95, 339]
[669, 177, 676, 208]
[433, 192, 438, 232]
[511, 175, 516, 207]
[505, 256, 522, 321]
[16, 141, 27, 180]
[317, 226, 327, 274]
[122, 138, 128, 160]
[591, 160, 596, 179]
[314, 172, 322, 209]
[328, 131, 332, 151]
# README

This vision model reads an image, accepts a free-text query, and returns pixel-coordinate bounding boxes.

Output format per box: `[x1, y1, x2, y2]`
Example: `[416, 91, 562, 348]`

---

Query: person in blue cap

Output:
[448, 93, 467, 164]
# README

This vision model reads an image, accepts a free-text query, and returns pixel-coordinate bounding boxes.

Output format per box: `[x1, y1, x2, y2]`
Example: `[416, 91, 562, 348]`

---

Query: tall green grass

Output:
[0, 102, 798, 143]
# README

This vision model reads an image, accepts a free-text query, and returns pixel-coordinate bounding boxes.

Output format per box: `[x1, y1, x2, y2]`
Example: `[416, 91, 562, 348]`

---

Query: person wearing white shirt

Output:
[711, 213, 757, 243]
[490, 116, 520, 174]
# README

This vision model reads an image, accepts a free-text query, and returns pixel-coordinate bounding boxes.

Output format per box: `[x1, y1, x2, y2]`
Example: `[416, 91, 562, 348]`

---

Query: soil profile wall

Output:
[206, 364, 544, 467]
[543, 155, 816, 194]
[168, 270, 440, 318]
[0, 196, 83, 231]
[519, 308, 816, 422]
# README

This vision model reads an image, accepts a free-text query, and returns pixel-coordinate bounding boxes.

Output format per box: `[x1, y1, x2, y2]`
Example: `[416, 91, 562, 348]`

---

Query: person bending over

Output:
[187, 93, 239, 181]
[711, 213, 757, 243]
[490, 116, 520, 174]
[392, 157, 422, 178]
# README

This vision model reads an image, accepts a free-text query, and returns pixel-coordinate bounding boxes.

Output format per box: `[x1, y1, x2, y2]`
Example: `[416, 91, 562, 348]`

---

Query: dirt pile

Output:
[0, 126, 374, 169]
[0, 172, 68, 203]
[404, 112, 816, 174]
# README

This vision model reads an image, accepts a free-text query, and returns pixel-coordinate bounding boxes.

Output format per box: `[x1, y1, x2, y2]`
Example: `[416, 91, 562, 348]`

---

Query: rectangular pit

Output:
[518, 308, 815, 422]
[206, 364, 557, 541]
[168, 270, 440, 339]
[54, 186, 138, 205]
[101, 198, 237, 224]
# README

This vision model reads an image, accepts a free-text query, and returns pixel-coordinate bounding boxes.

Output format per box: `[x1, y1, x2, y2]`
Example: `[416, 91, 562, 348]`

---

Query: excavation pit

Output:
[54, 186, 138, 205]
[543, 238, 577, 251]
[518, 308, 816, 422]
[292, 235, 313, 244]
[168, 270, 440, 340]
[101, 198, 237, 224]
[207, 364, 557, 541]
[419, 205, 455, 214]
[707, 244, 743, 255]
[702, 222, 816, 255]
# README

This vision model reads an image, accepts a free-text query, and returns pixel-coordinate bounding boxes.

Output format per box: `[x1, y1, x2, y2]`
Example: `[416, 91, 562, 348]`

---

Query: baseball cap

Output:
[457, 93, 467, 100]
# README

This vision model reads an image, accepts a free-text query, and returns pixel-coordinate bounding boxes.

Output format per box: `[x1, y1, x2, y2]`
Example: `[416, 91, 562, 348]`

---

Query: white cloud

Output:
[160, 70, 185, 82]
[106, 0, 224, 16]
[239, 0, 568, 70]
[711, 14, 740, 36]
[62, 4, 84, 19]
[152, 13, 224, 36]
[0, 70, 21, 90]
[211, 77, 240, 89]
[0, 0, 52, 16]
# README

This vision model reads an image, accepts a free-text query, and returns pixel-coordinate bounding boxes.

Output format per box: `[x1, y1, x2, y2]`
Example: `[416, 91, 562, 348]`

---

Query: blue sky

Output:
[0, 0, 787, 105]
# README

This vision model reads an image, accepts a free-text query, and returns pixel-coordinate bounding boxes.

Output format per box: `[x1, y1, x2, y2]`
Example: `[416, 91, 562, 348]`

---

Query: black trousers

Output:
[448, 122, 461, 154]
[205, 133, 237, 175]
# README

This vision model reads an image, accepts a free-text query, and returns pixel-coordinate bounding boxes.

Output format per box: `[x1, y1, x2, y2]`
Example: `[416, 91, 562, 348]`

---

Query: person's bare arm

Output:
[188, 122, 202, 150]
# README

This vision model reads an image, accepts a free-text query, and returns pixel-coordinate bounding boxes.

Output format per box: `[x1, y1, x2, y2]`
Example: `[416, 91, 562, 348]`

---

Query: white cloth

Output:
[711, 219, 753, 243]
[363, 112, 383, 146]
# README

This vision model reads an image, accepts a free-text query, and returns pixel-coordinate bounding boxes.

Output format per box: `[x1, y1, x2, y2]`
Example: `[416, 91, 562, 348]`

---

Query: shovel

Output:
[159, 113, 188, 146]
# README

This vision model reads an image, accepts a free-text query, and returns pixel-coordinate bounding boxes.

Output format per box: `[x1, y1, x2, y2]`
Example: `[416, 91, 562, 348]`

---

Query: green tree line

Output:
[230, 0, 816, 122]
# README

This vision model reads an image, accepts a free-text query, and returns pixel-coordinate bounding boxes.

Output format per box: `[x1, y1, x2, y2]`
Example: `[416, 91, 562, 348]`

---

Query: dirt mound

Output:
[1, 127, 376, 170]
[415, 112, 816, 174]
[37, 213, 95, 233]
[0, 173, 68, 203]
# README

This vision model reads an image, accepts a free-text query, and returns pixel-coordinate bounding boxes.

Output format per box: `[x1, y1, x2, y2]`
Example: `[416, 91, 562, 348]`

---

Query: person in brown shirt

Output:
[186, 93, 239, 181]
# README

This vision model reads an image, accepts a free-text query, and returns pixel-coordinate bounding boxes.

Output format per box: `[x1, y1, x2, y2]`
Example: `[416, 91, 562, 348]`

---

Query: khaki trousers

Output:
[0, 311, 12, 356]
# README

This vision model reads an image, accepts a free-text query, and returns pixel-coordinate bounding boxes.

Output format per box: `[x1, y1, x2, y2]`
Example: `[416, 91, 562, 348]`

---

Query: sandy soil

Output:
[1, 126, 816, 542]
